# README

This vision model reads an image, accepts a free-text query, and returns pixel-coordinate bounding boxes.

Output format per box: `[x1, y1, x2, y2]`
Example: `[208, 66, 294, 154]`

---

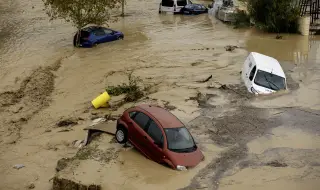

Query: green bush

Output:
[232, 10, 251, 28]
[106, 72, 145, 102]
[248, 0, 300, 33]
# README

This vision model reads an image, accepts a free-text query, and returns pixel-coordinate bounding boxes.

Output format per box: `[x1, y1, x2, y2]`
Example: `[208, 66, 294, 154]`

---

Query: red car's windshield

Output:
[164, 127, 196, 153]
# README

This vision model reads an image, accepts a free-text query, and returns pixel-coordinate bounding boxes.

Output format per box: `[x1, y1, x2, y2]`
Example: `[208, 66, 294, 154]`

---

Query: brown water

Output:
[1, 0, 320, 189]
[219, 126, 320, 190]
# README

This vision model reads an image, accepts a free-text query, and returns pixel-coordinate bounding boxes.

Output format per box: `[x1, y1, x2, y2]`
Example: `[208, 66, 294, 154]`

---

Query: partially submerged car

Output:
[159, 0, 191, 14]
[73, 26, 124, 48]
[210, 0, 236, 22]
[242, 52, 287, 95]
[116, 104, 204, 170]
[180, 4, 208, 15]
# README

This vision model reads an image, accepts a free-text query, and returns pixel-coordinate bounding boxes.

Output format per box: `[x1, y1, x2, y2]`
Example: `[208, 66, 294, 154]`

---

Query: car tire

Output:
[118, 36, 124, 40]
[115, 126, 128, 144]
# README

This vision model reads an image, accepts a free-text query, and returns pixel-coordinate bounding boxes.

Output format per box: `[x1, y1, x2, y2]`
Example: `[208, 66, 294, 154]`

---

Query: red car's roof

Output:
[135, 104, 184, 129]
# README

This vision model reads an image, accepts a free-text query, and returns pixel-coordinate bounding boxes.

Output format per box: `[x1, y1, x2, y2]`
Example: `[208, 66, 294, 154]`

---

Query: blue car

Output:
[73, 26, 124, 47]
[180, 4, 208, 15]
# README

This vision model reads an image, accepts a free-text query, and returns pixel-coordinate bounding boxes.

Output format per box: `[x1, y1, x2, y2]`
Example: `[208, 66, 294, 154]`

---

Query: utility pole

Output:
[121, 0, 125, 17]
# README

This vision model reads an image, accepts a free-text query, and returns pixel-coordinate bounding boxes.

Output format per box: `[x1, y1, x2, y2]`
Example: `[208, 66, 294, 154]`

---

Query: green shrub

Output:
[232, 10, 251, 28]
[247, 0, 300, 33]
[106, 72, 145, 102]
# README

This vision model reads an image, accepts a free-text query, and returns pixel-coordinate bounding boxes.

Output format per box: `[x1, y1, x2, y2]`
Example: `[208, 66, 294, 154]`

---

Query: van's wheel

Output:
[115, 126, 128, 144]
[117, 36, 124, 40]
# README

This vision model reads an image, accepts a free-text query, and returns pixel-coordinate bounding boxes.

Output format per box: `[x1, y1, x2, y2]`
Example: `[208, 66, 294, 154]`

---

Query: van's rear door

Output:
[161, 0, 174, 12]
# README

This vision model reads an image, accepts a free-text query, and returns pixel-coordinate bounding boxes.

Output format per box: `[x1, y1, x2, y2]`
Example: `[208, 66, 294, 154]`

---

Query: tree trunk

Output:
[121, 0, 125, 17]
[76, 29, 81, 47]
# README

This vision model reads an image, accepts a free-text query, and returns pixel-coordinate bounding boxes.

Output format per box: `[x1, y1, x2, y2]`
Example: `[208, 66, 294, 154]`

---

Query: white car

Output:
[159, 0, 192, 14]
[241, 52, 287, 95]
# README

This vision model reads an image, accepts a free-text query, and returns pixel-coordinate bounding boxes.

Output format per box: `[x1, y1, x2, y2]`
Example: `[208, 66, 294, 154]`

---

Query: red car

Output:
[115, 104, 204, 170]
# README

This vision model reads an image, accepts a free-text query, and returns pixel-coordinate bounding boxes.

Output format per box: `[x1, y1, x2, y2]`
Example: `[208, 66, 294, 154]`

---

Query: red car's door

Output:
[144, 119, 166, 163]
[130, 111, 152, 158]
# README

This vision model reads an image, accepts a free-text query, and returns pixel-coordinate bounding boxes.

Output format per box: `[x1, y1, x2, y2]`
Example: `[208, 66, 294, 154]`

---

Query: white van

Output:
[241, 52, 287, 95]
[159, 0, 191, 14]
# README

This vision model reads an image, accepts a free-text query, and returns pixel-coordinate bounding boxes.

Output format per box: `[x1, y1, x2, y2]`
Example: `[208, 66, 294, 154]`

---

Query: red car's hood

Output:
[167, 148, 204, 168]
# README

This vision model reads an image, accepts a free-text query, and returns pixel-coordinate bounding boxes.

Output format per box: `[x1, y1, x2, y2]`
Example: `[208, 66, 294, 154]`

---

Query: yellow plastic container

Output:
[91, 91, 111, 109]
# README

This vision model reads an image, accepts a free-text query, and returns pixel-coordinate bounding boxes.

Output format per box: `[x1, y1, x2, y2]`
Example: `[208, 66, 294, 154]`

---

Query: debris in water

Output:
[13, 164, 25, 169]
[72, 140, 85, 149]
[56, 119, 78, 127]
[58, 129, 72, 132]
[219, 84, 228, 89]
[197, 75, 212, 83]
[12, 106, 23, 113]
[104, 114, 119, 121]
[191, 61, 202, 66]
[89, 118, 106, 127]
[224, 45, 238, 52]
[207, 81, 223, 89]
[266, 160, 288, 167]
[27, 183, 35, 189]
[91, 91, 111, 109]
[275, 34, 283, 39]
[162, 100, 177, 111]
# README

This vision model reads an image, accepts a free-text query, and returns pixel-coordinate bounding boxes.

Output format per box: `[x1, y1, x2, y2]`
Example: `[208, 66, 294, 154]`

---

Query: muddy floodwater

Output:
[0, 0, 320, 190]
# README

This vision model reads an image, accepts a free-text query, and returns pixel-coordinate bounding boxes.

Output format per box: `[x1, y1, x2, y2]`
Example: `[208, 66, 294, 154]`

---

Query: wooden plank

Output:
[84, 121, 117, 135]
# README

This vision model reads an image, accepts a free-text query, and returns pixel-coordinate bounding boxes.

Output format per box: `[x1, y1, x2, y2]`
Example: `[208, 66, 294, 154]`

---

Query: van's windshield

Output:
[254, 70, 286, 91]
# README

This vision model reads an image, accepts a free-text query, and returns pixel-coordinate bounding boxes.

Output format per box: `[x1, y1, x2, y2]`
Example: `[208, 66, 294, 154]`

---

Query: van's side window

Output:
[162, 0, 174, 7]
[249, 66, 256, 81]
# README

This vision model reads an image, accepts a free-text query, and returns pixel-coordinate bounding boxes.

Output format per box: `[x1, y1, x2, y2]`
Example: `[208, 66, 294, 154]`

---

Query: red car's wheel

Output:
[115, 126, 128, 144]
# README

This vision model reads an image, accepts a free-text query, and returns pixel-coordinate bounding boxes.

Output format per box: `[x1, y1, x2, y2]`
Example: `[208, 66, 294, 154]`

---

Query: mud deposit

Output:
[0, 63, 60, 144]
[181, 103, 320, 190]
[1, 0, 320, 189]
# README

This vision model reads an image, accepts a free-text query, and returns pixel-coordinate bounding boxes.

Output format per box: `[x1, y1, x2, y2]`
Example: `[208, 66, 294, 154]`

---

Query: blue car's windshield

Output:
[164, 127, 196, 153]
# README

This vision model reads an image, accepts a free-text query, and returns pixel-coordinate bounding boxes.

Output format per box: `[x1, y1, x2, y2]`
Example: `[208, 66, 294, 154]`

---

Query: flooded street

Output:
[0, 0, 320, 189]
